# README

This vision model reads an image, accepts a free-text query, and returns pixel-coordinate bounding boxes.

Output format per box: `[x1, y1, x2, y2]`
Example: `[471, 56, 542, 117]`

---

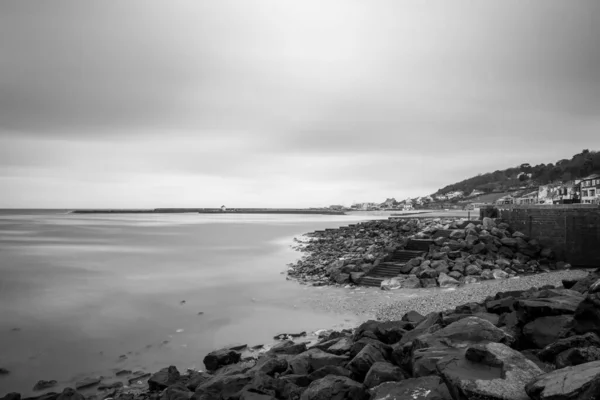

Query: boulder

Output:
[573, 293, 600, 335]
[438, 343, 543, 400]
[326, 337, 353, 355]
[482, 217, 496, 230]
[55, 389, 84, 400]
[448, 271, 463, 280]
[492, 269, 509, 279]
[307, 365, 351, 381]
[437, 273, 459, 288]
[194, 374, 252, 399]
[203, 348, 241, 371]
[555, 346, 600, 369]
[353, 320, 412, 344]
[420, 278, 438, 288]
[148, 366, 181, 391]
[525, 360, 600, 400]
[350, 272, 365, 284]
[381, 277, 404, 290]
[480, 270, 495, 280]
[449, 230, 466, 240]
[369, 376, 452, 400]
[413, 317, 514, 349]
[402, 275, 421, 288]
[402, 310, 426, 325]
[267, 340, 307, 356]
[418, 268, 439, 279]
[74, 377, 101, 390]
[523, 315, 573, 349]
[300, 375, 368, 400]
[287, 348, 348, 375]
[33, 381, 58, 391]
[347, 344, 388, 381]
[161, 384, 193, 400]
[249, 356, 288, 376]
[363, 361, 407, 388]
[538, 332, 600, 363]
[238, 391, 276, 400]
[515, 296, 581, 323]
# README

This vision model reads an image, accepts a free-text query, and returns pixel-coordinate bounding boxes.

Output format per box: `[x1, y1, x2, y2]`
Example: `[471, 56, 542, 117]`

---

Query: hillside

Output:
[435, 149, 600, 196]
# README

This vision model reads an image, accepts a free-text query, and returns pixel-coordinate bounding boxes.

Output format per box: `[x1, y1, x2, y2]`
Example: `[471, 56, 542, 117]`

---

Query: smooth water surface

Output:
[0, 211, 393, 395]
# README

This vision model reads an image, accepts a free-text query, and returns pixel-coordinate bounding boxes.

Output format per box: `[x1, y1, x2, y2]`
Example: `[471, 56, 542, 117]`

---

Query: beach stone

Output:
[420, 278, 437, 288]
[448, 271, 463, 280]
[185, 371, 213, 391]
[279, 374, 312, 388]
[148, 366, 181, 391]
[525, 360, 600, 400]
[349, 272, 364, 283]
[402, 310, 425, 325]
[523, 315, 573, 349]
[438, 342, 543, 400]
[482, 217, 496, 230]
[402, 275, 421, 288]
[493, 269, 509, 279]
[363, 361, 408, 388]
[465, 264, 482, 276]
[369, 376, 452, 400]
[354, 320, 412, 345]
[555, 346, 600, 369]
[300, 375, 368, 400]
[414, 316, 514, 349]
[437, 272, 459, 288]
[325, 337, 353, 355]
[56, 388, 84, 400]
[418, 268, 439, 279]
[381, 277, 404, 290]
[203, 348, 241, 371]
[515, 296, 581, 323]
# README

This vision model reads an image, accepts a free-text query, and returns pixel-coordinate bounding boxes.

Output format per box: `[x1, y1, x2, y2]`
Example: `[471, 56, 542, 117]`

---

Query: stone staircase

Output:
[358, 244, 428, 287]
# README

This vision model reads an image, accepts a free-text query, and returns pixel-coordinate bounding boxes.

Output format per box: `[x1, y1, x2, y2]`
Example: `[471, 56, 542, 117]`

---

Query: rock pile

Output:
[8, 271, 600, 400]
[287, 216, 568, 289]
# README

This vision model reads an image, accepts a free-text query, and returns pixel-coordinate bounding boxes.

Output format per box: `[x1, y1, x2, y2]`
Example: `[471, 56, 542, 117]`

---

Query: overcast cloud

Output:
[1, 0, 599, 208]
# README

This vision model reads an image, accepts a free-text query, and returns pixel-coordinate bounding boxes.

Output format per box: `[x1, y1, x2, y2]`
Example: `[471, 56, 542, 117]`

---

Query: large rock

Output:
[369, 376, 452, 400]
[300, 375, 368, 400]
[287, 348, 348, 375]
[353, 320, 411, 344]
[148, 366, 181, 391]
[525, 360, 600, 400]
[438, 343, 543, 400]
[249, 355, 289, 376]
[161, 384, 193, 400]
[573, 293, 600, 335]
[465, 264, 482, 276]
[203, 348, 241, 371]
[523, 315, 573, 349]
[381, 277, 404, 290]
[194, 374, 252, 399]
[514, 296, 581, 323]
[347, 344, 388, 381]
[307, 365, 351, 381]
[538, 332, 600, 363]
[482, 217, 496, 230]
[326, 337, 353, 355]
[363, 361, 407, 388]
[55, 389, 84, 400]
[555, 347, 600, 369]
[267, 340, 307, 356]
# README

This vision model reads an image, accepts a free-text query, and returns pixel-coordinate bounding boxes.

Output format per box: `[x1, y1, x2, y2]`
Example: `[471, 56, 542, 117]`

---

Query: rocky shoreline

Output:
[286, 216, 570, 289]
[4, 269, 600, 400]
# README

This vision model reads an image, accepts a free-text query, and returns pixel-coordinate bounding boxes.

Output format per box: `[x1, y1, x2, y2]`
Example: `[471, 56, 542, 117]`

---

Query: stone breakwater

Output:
[287, 216, 570, 289]
[6, 269, 600, 400]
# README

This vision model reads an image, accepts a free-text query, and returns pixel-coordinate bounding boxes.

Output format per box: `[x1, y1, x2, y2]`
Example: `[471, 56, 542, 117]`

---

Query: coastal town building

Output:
[580, 174, 600, 204]
[328, 205, 345, 211]
[445, 191, 464, 199]
[516, 191, 538, 205]
[495, 195, 515, 205]
[469, 189, 485, 197]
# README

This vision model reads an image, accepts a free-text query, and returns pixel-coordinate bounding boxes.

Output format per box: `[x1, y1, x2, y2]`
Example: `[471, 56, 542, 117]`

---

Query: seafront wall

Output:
[497, 204, 600, 266]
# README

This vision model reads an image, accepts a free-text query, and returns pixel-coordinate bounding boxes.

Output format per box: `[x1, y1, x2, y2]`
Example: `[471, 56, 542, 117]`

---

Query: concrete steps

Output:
[358, 248, 426, 287]
[405, 239, 434, 252]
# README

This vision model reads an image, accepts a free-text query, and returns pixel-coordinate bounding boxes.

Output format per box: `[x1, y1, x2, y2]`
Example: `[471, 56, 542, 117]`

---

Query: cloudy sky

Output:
[1, 1, 599, 208]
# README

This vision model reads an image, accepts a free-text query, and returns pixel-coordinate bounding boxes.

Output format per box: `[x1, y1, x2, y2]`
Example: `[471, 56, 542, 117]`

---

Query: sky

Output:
[1, 1, 599, 208]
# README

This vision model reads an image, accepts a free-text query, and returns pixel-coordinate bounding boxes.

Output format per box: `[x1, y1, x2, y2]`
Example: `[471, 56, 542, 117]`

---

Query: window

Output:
[583, 190, 588, 197]
[591, 189, 596, 197]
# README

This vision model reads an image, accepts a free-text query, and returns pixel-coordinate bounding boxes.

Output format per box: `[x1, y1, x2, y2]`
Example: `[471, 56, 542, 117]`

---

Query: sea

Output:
[0, 209, 400, 395]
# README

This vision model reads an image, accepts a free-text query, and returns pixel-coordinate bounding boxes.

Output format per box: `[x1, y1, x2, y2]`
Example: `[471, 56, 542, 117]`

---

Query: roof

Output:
[521, 191, 538, 197]
[582, 174, 600, 180]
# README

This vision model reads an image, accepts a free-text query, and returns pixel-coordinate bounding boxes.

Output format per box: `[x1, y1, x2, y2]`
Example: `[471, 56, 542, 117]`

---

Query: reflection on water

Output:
[0, 211, 391, 395]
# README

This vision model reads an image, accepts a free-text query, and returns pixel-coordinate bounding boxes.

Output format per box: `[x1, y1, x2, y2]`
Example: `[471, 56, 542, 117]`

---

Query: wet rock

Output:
[555, 346, 600, 369]
[286, 348, 348, 375]
[353, 320, 412, 345]
[523, 315, 573, 349]
[402, 310, 425, 325]
[465, 264, 481, 276]
[148, 366, 181, 391]
[525, 360, 600, 400]
[0, 368, 9, 375]
[115, 370, 131, 376]
[0, 394, 20, 400]
[420, 278, 437, 288]
[56, 388, 84, 400]
[203, 348, 242, 371]
[369, 376, 452, 400]
[97, 381, 123, 391]
[249, 355, 288, 376]
[33, 380, 58, 391]
[238, 391, 276, 400]
[300, 375, 368, 400]
[127, 372, 151, 384]
[438, 343, 543, 400]
[326, 337, 353, 355]
[185, 371, 213, 391]
[267, 340, 307, 356]
[514, 296, 581, 323]
[363, 361, 407, 388]
[279, 374, 312, 388]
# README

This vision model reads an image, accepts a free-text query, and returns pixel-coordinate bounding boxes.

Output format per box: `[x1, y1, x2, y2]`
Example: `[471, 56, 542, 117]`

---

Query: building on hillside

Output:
[580, 174, 600, 204]
[380, 198, 398, 208]
[516, 191, 538, 205]
[469, 189, 485, 197]
[538, 184, 561, 205]
[446, 191, 464, 199]
[435, 194, 448, 201]
[495, 195, 515, 205]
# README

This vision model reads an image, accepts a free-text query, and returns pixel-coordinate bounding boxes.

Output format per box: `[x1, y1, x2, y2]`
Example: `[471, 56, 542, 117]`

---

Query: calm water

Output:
[0, 210, 393, 395]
